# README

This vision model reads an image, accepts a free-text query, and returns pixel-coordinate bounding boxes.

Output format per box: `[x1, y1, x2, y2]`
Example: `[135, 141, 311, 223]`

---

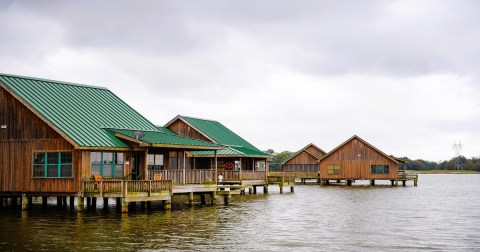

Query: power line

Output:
[452, 140, 463, 170]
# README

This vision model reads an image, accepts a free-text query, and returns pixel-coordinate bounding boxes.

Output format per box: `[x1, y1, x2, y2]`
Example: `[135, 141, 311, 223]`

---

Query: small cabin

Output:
[319, 135, 400, 185]
[164, 115, 271, 184]
[274, 143, 326, 181]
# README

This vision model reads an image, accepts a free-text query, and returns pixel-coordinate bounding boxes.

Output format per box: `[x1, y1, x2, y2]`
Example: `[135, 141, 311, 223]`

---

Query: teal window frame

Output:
[32, 152, 73, 178]
[91, 152, 124, 178]
[371, 165, 389, 174]
[327, 165, 340, 174]
[148, 154, 164, 170]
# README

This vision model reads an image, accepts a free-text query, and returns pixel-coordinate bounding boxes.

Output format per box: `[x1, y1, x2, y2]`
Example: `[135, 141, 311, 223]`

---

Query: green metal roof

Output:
[107, 128, 224, 149]
[190, 148, 244, 156]
[0, 73, 158, 148]
[155, 126, 177, 135]
[169, 116, 270, 157]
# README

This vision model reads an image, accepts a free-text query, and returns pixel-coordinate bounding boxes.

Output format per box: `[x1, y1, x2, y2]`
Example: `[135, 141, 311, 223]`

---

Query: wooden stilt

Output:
[200, 194, 207, 205]
[279, 185, 284, 194]
[370, 180, 375, 186]
[86, 197, 91, 207]
[264, 185, 269, 194]
[92, 197, 97, 208]
[147, 201, 152, 210]
[21, 195, 29, 210]
[188, 192, 194, 206]
[290, 186, 294, 193]
[346, 180, 352, 186]
[163, 199, 171, 210]
[42, 196, 48, 208]
[76, 197, 84, 212]
[223, 195, 231, 205]
[253, 186, 257, 194]
[391, 180, 395, 186]
[414, 179, 418, 186]
[211, 191, 216, 205]
[402, 181, 406, 186]
[103, 198, 109, 208]
[121, 199, 128, 213]
[57, 196, 63, 207]
[70, 196, 75, 209]
[140, 202, 146, 209]
[62, 196, 67, 207]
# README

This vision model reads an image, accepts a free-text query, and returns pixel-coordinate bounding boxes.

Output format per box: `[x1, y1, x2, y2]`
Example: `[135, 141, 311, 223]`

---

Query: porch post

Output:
[193, 157, 196, 170]
[183, 151, 186, 185]
[239, 157, 242, 180]
[214, 150, 218, 184]
[144, 148, 149, 180]
[252, 158, 255, 171]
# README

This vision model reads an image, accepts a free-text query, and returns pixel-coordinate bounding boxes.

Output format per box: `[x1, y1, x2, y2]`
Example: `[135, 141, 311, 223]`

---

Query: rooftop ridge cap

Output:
[179, 114, 219, 123]
[0, 72, 108, 90]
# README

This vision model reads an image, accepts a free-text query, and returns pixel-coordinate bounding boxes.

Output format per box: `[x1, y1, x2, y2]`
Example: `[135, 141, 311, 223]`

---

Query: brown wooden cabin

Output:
[319, 135, 401, 185]
[163, 115, 272, 186]
[270, 143, 326, 181]
[0, 73, 225, 211]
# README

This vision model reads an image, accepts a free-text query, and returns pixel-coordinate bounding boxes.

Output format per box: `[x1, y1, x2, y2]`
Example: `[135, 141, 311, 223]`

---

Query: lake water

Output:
[1, 174, 479, 251]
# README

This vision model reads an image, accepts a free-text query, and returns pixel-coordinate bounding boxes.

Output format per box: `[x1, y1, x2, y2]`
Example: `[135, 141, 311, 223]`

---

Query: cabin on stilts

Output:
[319, 135, 415, 186]
[270, 143, 326, 183]
[163, 115, 285, 194]
[0, 73, 226, 212]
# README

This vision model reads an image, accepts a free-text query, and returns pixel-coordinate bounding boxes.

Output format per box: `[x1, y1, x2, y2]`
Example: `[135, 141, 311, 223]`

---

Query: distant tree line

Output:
[267, 150, 480, 172]
[396, 156, 480, 171]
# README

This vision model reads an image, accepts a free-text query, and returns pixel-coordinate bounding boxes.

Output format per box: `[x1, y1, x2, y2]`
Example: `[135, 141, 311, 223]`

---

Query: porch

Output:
[147, 170, 268, 185]
[81, 179, 173, 212]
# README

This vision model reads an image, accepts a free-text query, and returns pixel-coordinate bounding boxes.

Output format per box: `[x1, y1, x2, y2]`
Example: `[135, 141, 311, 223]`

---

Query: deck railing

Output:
[397, 172, 418, 180]
[218, 170, 240, 181]
[268, 175, 295, 184]
[148, 170, 216, 185]
[83, 180, 173, 196]
[241, 171, 266, 180]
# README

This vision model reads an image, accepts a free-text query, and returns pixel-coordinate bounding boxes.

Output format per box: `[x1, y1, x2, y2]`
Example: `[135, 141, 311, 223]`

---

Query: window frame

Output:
[371, 165, 390, 174]
[148, 154, 164, 170]
[327, 164, 340, 174]
[91, 152, 124, 178]
[32, 151, 73, 178]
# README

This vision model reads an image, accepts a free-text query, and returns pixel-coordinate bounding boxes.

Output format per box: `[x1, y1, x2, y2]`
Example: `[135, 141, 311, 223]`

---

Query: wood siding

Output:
[284, 151, 319, 165]
[306, 145, 325, 159]
[168, 120, 212, 142]
[319, 138, 398, 180]
[0, 86, 80, 193]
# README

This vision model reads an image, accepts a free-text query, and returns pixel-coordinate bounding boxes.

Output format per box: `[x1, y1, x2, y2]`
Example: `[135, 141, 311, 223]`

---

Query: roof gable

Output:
[0, 73, 158, 148]
[165, 115, 270, 157]
[282, 143, 326, 164]
[319, 135, 399, 164]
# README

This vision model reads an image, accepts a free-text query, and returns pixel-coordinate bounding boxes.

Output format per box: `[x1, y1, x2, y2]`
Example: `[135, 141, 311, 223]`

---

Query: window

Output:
[371, 165, 389, 174]
[148, 154, 164, 170]
[91, 152, 124, 178]
[327, 165, 340, 174]
[33, 152, 73, 178]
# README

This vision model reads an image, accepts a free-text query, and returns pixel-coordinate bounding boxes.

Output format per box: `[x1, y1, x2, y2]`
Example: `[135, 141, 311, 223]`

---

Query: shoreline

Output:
[407, 170, 480, 174]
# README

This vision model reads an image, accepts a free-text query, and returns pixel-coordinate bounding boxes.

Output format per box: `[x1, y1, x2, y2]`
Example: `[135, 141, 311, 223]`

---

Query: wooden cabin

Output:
[0, 73, 225, 212]
[164, 115, 272, 187]
[275, 143, 326, 182]
[319, 135, 401, 185]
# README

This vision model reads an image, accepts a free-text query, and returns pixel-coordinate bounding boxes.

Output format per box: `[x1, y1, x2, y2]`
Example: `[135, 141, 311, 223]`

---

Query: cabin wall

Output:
[168, 120, 211, 142]
[0, 86, 80, 193]
[285, 151, 319, 165]
[319, 138, 398, 180]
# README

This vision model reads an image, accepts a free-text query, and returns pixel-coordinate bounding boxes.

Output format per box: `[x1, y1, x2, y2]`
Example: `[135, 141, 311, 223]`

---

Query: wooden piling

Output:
[121, 199, 128, 213]
[57, 196, 63, 207]
[76, 197, 85, 212]
[42, 196, 48, 208]
[279, 185, 284, 194]
[370, 180, 375, 186]
[103, 198, 109, 208]
[346, 180, 352, 186]
[92, 197, 97, 208]
[264, 185, 269, 194]
[290, 186, 294, 193]
[21, 195, 29, 210]
[200, 194, 207, 205]
[211, 191, 216, 205]
[402, 181, 406, 186]
[188, 192, 194, 206]
[69, 196, 75, 209]
[253, 186, 257, 194]
[163, 199, 172, 210]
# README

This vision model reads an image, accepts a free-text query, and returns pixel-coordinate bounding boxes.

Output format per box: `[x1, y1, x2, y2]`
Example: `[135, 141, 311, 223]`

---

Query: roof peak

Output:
[178, 115, 219, 123]
[0, 72, 108, 90]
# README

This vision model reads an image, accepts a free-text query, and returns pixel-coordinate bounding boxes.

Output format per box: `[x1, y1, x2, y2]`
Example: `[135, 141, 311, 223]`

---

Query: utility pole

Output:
[452, 141, 463, 170]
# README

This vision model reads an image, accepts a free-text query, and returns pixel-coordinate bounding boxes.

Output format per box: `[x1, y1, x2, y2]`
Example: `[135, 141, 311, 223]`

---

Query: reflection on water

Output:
[1, 175, 480, 251]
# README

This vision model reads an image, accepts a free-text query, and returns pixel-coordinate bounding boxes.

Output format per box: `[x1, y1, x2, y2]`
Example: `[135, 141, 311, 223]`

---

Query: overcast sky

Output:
[1, 0, 479, 161]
